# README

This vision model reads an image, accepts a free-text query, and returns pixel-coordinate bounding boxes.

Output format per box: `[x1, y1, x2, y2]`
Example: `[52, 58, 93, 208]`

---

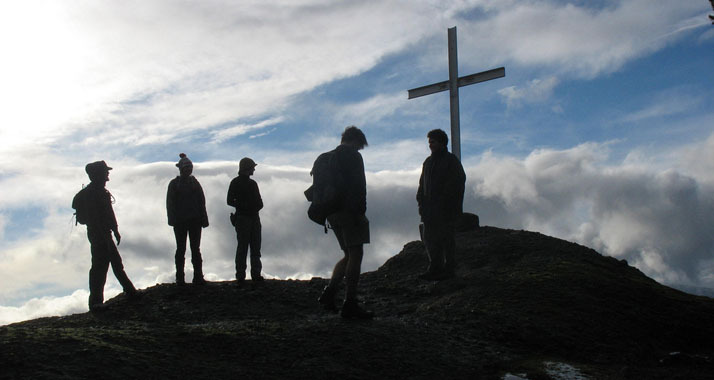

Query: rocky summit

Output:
[2, 226, 714, 379]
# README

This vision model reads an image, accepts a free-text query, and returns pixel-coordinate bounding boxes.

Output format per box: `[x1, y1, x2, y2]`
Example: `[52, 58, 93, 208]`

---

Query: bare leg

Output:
[344, 245, 364, 301]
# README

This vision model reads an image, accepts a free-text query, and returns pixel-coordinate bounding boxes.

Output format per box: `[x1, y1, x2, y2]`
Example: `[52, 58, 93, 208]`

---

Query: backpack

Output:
[305, 149, 343, 230]
[72, 186, 90, 225]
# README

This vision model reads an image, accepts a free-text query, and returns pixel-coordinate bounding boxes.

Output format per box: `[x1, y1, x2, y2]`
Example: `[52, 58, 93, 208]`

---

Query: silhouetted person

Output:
[417, 129, 466, 281]
[318, 126, 374, 319]
[227, 157, 264, 283]
[167, 153, 209, 286]
[73, 161, 138, 312]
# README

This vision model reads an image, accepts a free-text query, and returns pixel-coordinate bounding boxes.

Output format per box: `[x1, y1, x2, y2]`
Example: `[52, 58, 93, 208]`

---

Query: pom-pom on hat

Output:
[176, 153, 193, 168]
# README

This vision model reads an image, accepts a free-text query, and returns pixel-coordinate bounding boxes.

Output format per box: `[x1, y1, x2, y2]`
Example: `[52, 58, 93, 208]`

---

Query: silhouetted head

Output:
[427, 129, 448, 154]
[341, 125, 368, 150]
[85, 160, 112, 183]
[176, 153, 193, 177]
[239, 157, 257, 176]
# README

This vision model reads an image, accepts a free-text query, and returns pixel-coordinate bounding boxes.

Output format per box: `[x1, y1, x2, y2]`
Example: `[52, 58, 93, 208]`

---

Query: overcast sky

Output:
[1, 0, 713, 325]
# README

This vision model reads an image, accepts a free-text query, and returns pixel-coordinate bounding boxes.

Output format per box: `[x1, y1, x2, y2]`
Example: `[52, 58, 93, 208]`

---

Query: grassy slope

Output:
[2, 226, 713, 379]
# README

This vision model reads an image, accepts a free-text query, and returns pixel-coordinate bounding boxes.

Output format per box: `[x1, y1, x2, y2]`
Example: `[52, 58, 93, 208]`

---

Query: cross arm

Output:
[407, 80, 450, 99]
[407, 66, 506, 99]
[457, 67, 505, 88]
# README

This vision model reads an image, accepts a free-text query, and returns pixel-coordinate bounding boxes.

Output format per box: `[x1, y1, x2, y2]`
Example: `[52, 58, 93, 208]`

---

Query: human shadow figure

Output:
[316, 126, 374, 319]
[416, 129, 466, 281]
[72, 161, 139, 312]
[227, 157, 264, 284]
[166, 153, 209, 286]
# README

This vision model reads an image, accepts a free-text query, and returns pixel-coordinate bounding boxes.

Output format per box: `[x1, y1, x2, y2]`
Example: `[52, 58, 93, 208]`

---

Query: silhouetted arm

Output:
[227, 178, 238, 208]
[417, 160, 427, 219]
[166, 179, 177, 226]
[254, 180, 264, 212]
[197, 180, 209, 227]
[444, 154, 466, 219]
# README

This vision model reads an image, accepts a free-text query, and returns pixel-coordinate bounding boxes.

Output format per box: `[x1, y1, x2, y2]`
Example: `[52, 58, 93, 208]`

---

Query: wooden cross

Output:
[408, 26, 505, 159]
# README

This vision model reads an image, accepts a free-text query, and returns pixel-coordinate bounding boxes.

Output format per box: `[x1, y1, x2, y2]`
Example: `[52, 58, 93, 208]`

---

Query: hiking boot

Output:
[125, 289, 142, 301]
[318, 286, 339, 313]
[89, 303, 107, 313]
[192, 277, 206, 285]
[341, 299, 373, 320]
[252, 275, 265, 282]
[176, 278, 186, 286]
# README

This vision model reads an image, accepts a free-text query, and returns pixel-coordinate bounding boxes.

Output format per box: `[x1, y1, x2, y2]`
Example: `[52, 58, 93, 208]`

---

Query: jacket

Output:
[334, 143, 367, 216]
[227, 175, 263, 218]
[416, 148, 466, 223]
[78, 182, 118, 233]
[166, 175, 209, 227]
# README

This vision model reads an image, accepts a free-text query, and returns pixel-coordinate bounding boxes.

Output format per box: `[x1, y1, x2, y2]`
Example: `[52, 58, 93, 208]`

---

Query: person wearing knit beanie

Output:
[166, 153, 209, 285]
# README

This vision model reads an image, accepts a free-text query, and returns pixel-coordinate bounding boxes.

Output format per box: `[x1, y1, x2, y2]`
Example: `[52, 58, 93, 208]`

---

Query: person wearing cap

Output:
[166, 153, 209, 286]
[227, 157, 264, 283]
[73, 160, 139, 312]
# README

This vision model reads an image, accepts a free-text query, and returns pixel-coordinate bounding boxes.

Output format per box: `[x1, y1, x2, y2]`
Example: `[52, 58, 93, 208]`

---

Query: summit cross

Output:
[408, 26, 505, 159]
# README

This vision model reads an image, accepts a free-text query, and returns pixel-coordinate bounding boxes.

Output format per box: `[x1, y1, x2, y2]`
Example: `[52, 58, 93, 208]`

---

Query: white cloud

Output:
[334, 92, 407, 126]
[498, 77, 559, 108]
[620, 89, 703, 123]
[462, 0, 704, 77]
[469, 139, 714, 288]
[250, 128, 278, 139]
[675, 133, 714, 186]
[0, 289, 90, 326]
[0, 214, 6, 241]
[211, 117, 284, 143]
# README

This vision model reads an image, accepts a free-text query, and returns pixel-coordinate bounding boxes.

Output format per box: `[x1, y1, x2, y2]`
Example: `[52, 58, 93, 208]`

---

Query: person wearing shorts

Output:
[318, 126, 374, 319]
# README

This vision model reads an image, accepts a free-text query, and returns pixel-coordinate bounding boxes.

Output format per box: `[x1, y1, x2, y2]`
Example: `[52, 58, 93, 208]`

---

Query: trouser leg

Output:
[107, 240, 136, 293]
[188, 224, 203, 280]
[249, 219, 262, 279]
[423, 222, 445, 273]
[235, 216, 250, 280]
[173, 225, 188, 283]
[88, 238, 111, 308]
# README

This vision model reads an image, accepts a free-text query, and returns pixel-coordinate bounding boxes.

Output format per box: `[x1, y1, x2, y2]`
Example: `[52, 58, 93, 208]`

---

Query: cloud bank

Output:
[3, 134, 714, 325]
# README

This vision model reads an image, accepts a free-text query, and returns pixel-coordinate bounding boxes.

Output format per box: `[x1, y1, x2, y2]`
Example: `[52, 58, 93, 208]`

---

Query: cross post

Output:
[408, 26, 505, 159]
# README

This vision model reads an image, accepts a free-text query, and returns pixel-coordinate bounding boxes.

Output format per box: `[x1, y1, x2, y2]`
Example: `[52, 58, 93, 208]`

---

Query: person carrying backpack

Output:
[72, 161, 139, 312]
[316, 126, 373, 319]
[166, 153, 209, 286]
[227, 157, 264, 283]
